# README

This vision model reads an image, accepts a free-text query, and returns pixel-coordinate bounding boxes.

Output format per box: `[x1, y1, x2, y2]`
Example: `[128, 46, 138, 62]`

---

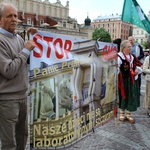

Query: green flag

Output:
[121, 0, 150, 34]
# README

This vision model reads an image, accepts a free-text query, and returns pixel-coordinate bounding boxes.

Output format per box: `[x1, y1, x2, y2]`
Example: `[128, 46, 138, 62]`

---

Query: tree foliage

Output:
[92, 28, 112, 42]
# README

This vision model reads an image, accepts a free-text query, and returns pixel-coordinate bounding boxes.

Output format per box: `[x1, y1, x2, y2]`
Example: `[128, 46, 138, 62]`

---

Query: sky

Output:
[45, 0, 150, 24]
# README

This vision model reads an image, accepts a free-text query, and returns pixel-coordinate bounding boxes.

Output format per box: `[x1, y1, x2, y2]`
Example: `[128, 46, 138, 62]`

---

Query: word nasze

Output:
[102, 45, 118, 60]
[33, 34, 72, 59]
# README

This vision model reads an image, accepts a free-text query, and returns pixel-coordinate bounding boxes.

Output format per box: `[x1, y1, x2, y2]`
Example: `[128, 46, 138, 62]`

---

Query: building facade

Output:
[132, 25, 148, 44]
[91, 11, 150, 45]
[132, 11, 150, 45]
[91, 14, 132, 41]
[0, 0, 88, 39]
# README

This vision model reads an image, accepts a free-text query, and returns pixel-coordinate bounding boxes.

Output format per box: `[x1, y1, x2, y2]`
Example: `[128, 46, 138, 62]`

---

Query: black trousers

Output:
[138, 74, 141, 92]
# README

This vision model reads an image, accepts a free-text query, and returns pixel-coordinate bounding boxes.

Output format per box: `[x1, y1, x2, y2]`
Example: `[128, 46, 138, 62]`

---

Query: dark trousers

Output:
[138, 74, 141, 92]
[0, 98, 28, 150]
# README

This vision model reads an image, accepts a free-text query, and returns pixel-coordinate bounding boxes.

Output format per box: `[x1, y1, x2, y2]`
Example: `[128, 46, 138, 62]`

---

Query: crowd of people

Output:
[0, 1, 150, 150]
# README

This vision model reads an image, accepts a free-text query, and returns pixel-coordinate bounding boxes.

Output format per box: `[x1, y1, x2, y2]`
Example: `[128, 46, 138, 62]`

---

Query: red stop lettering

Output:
[33, 34, 72, 59]
[102, 45, 118, 60]
[53, 38, 63, 59]
[64, 40, 72, 59]
[33, 34, 43, 58]
[43, 36, 53, 58]
[53, 39, 72, 59]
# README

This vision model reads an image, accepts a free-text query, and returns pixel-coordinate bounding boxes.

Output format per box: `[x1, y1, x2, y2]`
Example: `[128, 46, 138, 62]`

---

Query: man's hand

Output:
[26, 27, 38, 39]
[24, 40, 36, 51]
[134, 68, 139, 75]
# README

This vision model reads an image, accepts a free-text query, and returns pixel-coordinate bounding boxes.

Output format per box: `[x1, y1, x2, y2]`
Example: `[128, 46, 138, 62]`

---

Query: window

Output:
[141, 30, 144, 34]
[73, 23, 76, 29]
[27, 18, 31, 25]
[135, 39, 138, 43]
[40, 19, 44, 25]
[113, 23, 115, 27]
[63, 21, 66, 28]
[141, 39, 143, 44]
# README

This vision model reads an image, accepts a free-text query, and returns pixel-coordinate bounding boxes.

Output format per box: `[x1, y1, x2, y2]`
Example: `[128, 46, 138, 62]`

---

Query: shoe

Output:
[126, 111, 135, 124]
[119, 110, 126, 122]
[147, 112, 150, 117]
[126, 117, 135, 124]
[119, 116, 126, 122]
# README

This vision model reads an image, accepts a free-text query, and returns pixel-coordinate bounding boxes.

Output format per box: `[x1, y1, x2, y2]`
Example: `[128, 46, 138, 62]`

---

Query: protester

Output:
[113, 38, 121, 52]
[0, 2, 37, 150]
[128, 36, 144, 95]
[118, 40, 142, 124]
[142, 55, 150, 117]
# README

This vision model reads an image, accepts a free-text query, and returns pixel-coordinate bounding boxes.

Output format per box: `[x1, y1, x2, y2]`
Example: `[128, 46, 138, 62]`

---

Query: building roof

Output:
[82, 16, 93, 29]
[93, 14, 121, 22]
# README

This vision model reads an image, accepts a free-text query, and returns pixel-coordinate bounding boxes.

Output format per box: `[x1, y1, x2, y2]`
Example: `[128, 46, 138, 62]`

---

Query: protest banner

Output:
[29, 31, 118, 149]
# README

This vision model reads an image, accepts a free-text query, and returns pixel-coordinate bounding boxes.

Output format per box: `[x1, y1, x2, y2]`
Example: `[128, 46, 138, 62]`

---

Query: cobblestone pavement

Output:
[64, 76, 150, 150]
[1, 76, 149, 150]
[64, 94, 150, 150]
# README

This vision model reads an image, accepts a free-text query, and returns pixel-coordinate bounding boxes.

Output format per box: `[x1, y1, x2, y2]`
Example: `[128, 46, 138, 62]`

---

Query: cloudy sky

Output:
[44, 0, 149, 24]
